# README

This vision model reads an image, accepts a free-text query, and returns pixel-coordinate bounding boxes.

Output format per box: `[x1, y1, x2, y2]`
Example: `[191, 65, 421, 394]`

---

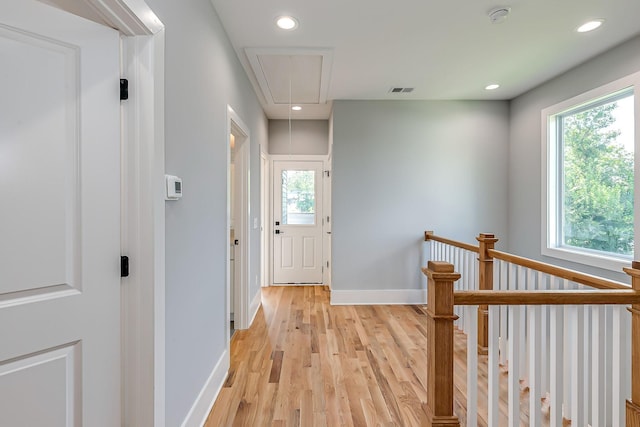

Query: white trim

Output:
[245, 47, 333, 106]
[179, 349, 230, 427]
[248, 289, 262, 326]
[56, 2, 165, 426]
[330, 289, 427, 305]
[541, 70, 640, 272]
[120, 33, 166, 427]
[269, 154, 328, 162]
[227, 106, 252, 343]
[84, 0, 163, 35]
[260, 149, 270, 287]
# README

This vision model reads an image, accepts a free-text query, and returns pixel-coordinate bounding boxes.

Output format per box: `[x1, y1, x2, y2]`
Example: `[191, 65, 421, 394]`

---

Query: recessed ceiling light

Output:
[292, 105, 302, 111]
[485, 84, 500, 90]
[577, 20, 603, 33]
[276, 16, 298, 30]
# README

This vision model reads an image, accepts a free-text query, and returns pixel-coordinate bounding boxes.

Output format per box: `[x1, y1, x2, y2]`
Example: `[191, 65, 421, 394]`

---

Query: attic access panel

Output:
[246, 48, 333, 106]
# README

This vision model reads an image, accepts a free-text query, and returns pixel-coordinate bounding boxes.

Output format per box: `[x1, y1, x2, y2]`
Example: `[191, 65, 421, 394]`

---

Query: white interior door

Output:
[273, 161, 323, 284]
[0, 1, 121, 425]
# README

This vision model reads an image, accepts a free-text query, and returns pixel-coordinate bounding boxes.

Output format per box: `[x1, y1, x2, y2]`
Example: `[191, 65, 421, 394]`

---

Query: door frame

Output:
[270, 154, 330, 285]
[54, 1, 166, 426]
[226, 106, 251, 337]
[260, 148, 270, 287]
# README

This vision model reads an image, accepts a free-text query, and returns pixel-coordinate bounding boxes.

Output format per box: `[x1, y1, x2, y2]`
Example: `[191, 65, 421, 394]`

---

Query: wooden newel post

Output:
[476, 233, 498, 355]
[624, 261, 640, 427]
[422, 261, 461, 427]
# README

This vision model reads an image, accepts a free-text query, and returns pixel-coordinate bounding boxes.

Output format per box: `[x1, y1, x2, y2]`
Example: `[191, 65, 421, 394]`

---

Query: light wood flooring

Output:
[204, 286, 550, 426]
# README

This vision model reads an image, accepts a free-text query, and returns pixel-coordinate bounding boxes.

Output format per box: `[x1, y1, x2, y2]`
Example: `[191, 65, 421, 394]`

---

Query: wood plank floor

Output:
[204, 286, 550, 427]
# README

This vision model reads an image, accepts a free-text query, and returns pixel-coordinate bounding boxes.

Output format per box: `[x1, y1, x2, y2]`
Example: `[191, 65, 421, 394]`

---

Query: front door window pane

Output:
[281, 170, 315, 225]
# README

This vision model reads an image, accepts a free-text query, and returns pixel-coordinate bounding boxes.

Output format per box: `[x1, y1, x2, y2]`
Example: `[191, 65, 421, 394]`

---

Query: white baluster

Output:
[466, 305, 478, 427]
[583, 305, 591, 425]
[604, 305, 613, 424]
[508, 304, 521, 427]
[569, 303, 585, 426]
[611, 304, 631, 426]
[539, 273, 549, 400]
[517, 266, 527, 385]
[562, 280, 571, 419]
[549, 276, 564, 427]
[529, 303, 542, 427]
[488, 305, 500, 426]
[499, 260, 508, 365]
[591, 305, 605, 427]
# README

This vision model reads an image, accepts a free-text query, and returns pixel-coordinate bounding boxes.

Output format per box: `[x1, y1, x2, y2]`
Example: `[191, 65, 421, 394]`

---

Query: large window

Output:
[543, 73, 639, 271]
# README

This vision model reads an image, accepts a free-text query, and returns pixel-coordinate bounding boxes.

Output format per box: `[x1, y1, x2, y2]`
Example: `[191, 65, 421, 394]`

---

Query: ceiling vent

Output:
[389, 87, 414, 93]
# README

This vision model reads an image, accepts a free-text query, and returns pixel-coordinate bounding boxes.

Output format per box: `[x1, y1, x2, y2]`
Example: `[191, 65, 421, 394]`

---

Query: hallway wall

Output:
[331, 100, 509, 297]
[508, 33, 640, 282]
[144, 0, 267, 424]
[268, 119, 329, 155]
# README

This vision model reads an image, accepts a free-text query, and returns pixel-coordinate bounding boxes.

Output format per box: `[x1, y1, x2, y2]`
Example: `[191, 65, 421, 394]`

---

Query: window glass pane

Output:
[561, 93, 634, 256]
[281, 170, 315, 225]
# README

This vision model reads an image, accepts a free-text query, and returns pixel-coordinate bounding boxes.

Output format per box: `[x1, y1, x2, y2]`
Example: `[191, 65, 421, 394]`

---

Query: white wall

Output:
[508, 34, 640, 282]
[331, 100, 509, 293]
[144, 0, 267, 424]
[268, 119, 329, 155]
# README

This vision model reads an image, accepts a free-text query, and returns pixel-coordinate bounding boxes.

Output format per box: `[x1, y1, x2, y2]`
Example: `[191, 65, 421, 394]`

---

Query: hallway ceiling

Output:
[210, 0, 640, 119]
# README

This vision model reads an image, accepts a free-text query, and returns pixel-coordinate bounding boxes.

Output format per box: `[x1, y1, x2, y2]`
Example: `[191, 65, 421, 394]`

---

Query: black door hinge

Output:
[121, 256, 129, 277]
[120, 79, 129, 100]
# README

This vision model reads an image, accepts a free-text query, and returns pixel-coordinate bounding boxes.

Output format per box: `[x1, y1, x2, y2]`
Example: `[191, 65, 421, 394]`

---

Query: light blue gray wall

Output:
[268, 119, 329, 155]
[144, 0, 267, 424]
[332, 100, 509, 291]
[508, 34, 640, 282]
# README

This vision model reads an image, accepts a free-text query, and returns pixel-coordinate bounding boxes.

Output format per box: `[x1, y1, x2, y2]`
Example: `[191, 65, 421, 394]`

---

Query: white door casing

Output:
[227, 107, 251, 340]
[273, 160, 323, 284]
[0, 0, 121, 425]
[260, 150, 269, 287]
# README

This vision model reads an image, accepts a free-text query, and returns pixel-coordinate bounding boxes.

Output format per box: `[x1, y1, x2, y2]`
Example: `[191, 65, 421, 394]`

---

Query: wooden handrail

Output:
[423, 233, 640, 426]
[424, 231, 480, 253]
[454, 289, 640, 306]
[488, 249, 630, 290]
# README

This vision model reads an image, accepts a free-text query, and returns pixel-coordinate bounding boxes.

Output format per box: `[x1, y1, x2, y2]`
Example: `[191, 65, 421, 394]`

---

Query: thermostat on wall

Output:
[165, 175, 182, 200]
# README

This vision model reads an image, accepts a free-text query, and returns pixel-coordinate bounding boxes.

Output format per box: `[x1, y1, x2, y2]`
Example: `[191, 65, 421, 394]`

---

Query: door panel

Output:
[0, 344, 80, 426]
[0, 1, 121, 425]
[0, 27, 80, 296]
[302, 237, 316, 268]
[273, 161, 323, 284]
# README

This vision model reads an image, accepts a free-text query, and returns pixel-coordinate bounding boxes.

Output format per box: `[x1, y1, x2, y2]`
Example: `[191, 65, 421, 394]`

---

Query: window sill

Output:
[541, 246, 632, 273]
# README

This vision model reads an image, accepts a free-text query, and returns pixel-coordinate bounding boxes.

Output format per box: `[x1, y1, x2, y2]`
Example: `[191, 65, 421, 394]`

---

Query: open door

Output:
[0, 1, 121, 424]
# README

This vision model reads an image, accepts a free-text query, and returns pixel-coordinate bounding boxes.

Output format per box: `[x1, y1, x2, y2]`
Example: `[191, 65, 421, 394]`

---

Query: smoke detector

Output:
[488, 7, 510, 24]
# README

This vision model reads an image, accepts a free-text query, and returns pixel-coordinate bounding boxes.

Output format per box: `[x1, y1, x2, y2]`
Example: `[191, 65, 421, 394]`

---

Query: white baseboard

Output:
[248, 289, 261, 326]
[180, 349, 229, 427]
[330, 289, 426, 305]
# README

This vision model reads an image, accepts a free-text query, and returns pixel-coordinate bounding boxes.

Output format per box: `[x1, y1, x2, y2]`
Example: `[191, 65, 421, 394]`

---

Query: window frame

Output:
[542, 71, 640, 271]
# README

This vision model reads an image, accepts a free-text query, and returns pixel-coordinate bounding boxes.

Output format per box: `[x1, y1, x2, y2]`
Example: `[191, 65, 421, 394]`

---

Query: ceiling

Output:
[211, 0, 640, 120]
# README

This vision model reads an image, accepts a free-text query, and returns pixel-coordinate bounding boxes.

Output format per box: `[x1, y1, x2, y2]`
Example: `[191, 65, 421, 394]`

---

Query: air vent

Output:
[389, 87, 414, 93]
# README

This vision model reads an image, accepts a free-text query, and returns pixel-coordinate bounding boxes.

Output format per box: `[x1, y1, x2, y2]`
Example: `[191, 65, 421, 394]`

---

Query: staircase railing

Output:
[423, 231, 640, 427]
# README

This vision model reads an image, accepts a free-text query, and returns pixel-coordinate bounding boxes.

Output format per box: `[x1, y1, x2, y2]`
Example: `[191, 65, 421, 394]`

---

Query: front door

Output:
[273, 161, 323, 284]
[0, 1, 121, 425]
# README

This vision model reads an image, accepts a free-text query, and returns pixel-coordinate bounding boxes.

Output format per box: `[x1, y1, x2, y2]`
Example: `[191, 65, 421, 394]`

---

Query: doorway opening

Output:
[227, 107, 251, 341]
